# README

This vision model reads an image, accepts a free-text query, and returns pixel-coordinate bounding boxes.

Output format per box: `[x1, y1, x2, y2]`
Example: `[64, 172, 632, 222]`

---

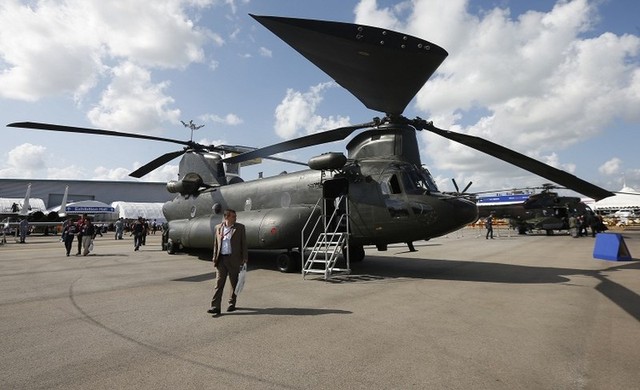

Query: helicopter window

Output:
[420, 167, 439, 192]
[389, 175, 402, 194]
[401, 170, 433, 195]
[379, 174, 403, 195]
[380, 181, 390, 195]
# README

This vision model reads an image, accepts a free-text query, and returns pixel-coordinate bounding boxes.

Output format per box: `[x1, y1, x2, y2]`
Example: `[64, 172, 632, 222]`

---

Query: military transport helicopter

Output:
[8, 15, 614, 272]
[476, 184, 595, 235]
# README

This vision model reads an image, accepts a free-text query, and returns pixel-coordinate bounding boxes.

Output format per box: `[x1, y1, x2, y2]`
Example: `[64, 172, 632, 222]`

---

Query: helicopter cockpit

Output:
[379, 163, 439, 196]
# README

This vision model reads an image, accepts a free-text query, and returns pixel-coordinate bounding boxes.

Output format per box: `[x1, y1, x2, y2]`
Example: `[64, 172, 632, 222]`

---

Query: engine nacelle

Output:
[308, 152, 347, 171]
[167, 172, 204, 195]
[30, 211, 45, 221]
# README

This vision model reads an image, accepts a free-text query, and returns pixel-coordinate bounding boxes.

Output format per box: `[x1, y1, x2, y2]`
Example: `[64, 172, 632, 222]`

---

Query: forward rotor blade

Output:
[223, 121, 376, 165]
[423, 123, 614, 201]
[251, 15, 448, 116]
[8, 122, 192, 146]
[129, 150, 186, 178]
[452, 178, 460, 193]
[462, 181, 473, 193]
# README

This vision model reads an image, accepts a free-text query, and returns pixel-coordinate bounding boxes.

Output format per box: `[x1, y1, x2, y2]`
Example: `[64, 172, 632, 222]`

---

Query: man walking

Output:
[208, 209, 248, 316]
[485, 214, 494, 239]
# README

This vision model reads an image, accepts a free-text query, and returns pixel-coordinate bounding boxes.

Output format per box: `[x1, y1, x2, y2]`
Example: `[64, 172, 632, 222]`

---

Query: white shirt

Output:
[220, 225, 233, 255]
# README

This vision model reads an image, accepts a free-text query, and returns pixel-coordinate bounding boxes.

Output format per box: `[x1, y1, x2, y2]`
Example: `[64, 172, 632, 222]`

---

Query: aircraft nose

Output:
[454, 197, 479, 225]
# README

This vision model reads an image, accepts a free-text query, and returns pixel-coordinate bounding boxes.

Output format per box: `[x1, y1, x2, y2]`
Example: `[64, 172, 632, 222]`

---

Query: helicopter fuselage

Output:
[164, 159, 478, 252]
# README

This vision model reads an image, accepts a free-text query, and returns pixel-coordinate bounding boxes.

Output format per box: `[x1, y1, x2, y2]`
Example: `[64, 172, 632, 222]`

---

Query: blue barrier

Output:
[593, 233, 632, 261]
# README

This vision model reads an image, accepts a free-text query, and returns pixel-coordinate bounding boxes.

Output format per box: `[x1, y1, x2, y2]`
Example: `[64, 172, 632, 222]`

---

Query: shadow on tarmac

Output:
[219, 307, 352, 316]
[174, 245, 640, 322]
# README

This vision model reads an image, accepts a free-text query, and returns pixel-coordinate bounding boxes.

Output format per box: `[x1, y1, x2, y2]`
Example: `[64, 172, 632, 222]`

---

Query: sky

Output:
[1, 0, 639, 198]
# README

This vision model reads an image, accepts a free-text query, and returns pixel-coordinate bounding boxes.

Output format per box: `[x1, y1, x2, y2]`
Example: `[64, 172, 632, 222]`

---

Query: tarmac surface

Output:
[1, 226, 640, 389]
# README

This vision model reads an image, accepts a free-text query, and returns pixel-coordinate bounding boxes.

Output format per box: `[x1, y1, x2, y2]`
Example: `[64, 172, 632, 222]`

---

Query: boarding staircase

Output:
[301, 194, 351, 280]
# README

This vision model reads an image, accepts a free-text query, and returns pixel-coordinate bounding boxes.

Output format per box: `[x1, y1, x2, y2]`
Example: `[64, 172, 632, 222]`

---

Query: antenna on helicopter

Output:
[181, 120, 205, 142]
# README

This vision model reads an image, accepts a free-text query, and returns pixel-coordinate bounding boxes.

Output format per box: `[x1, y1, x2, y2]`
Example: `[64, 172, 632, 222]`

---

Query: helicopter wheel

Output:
[346, 244, 365, 263]
[276, 251, 301, 273]
[166, 239, 176, 254]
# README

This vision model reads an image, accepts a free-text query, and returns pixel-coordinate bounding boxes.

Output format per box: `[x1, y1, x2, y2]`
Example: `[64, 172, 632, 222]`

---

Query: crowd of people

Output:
[61, 214, 96, 256]
[568, 213, 607, 238]
[59, 215, 164, 256]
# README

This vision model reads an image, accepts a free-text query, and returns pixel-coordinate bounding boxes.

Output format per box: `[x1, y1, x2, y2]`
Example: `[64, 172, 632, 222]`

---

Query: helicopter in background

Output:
[476, 184, 596, 235]
[8, 15, 614, 271]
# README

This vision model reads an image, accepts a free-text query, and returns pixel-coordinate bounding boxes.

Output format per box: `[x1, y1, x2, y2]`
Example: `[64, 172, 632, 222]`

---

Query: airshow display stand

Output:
[593, 233, 633, 261]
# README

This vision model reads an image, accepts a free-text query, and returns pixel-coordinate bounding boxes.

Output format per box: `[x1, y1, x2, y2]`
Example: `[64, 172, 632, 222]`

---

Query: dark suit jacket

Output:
[212, 222, 248, 266]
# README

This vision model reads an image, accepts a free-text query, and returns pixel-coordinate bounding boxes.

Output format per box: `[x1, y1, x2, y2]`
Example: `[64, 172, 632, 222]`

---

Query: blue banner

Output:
[477, 194, 530, 204]
[66, 206, 115, 213]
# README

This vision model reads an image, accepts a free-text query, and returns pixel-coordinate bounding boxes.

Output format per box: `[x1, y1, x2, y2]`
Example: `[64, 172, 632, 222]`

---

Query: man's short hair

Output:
[223, 209, 236, 218]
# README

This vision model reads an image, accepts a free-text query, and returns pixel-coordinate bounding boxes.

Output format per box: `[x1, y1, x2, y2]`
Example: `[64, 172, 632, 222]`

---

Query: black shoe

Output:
[227, 305, 236, 312]
[207, 307, 221, 315]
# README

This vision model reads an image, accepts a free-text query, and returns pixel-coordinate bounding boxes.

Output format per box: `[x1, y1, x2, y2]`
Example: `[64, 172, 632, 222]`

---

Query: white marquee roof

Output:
[111, 202, 166, 222]
[594, 186, 640, 210]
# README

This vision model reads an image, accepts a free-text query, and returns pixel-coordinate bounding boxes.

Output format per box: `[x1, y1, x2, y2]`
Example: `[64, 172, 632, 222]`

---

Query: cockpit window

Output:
[420, 167, 439, 192]
[379, 165, 439, 196]
[380, 174, 402, 195]
[401, 166, 439, 194]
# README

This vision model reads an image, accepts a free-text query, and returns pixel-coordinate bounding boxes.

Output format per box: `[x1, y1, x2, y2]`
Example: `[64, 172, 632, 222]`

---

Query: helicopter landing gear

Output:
[166, 239, 177, 254]
[276, 251, 301, 273]
[346, 244, 365, 263]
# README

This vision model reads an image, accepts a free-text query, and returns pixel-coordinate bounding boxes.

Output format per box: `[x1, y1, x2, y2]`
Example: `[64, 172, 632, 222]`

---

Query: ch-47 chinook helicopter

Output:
[8, 15, 614, 272]
[476, 184, 596, 235]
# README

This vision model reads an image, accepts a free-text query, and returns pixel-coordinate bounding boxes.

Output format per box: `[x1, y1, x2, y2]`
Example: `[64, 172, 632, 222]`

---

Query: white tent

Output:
[111, 202, 166, 223]
[594, 186, 640, 212]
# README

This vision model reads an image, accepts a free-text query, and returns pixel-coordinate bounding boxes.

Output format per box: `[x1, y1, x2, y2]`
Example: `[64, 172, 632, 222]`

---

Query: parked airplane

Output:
[1, 185, 68, 224]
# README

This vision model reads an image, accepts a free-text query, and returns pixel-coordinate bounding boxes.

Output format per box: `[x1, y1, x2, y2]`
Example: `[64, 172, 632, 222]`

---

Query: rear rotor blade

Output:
[218, 145, 308, 166]
[129, 150, 186, 178]
[8, 122, 192, 147]
[223, 121, 376, 164]
[422, 123, 614, 201]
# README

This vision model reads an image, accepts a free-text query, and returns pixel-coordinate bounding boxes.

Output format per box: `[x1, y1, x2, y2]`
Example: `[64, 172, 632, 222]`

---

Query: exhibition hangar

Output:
[0, 178, 174, 209]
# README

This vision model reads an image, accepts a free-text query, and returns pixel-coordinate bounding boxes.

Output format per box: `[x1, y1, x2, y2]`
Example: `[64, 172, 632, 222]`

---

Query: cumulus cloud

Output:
[200, 113, 243, 126]
[0, 0, 215, 102]
[599, 157, 622, 175]
[87, 62, 181, 132]
[0, 143, 98, 179]
[7, 143, 47, 171]
[0, 142, 176, 181]
[274, 82, 351, 139]
[137, 164, 179, 182]
[259, 47, 273, 57]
